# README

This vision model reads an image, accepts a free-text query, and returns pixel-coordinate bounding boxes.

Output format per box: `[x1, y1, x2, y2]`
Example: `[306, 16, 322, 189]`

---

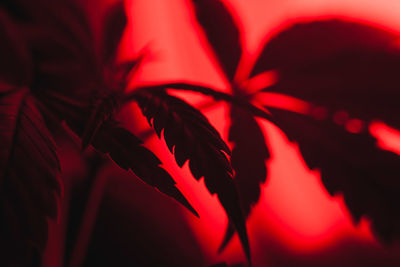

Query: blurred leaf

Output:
[0, 8, 31, 87]
[191, 0, 242, 81]
[253, 20, 400, 128]
[0, 87, 61, 266]
[270, 107, 400, 244]
[81, 92, 122, 150]
[251, 19, 396, 76]
[92, 123, 198, 217]
[9, 0, 93, 50]
[250, 20, 400, 243]
[136, 90, 250, 263]
[101, 1, 127, 64]
[12, 0, 100, 118]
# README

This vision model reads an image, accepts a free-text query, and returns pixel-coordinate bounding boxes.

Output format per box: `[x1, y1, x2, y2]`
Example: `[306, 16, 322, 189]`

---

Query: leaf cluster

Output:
[1, 0, 400, 266]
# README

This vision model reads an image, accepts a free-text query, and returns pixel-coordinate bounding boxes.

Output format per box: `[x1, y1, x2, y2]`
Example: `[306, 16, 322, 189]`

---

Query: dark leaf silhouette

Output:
[11, 0, 93, 48]
[81, 92, 122, 150]
[135, 90, 251, 263]
[252, 19, 400, 128]
[269, 107, 400, 244]
[91, 122, 198, 217]
[0, 8, 31, 87]
[220, 106, 270, 251]
[15, 0, 124, 138]
[101, 0, 127, 64]
[16, 0, 99, 118]
[191, 0, 242, 81]
[188, 1, 272, 258]
[82, 54, 145, 149]
[251, 19, 396, 76]
[0, 87, 61, 266]
[249, 19, 400, 243]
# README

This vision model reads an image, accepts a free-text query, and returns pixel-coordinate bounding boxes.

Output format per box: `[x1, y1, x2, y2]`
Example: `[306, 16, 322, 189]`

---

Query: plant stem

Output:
[125, 82, 277, 123]
[67, 156, 110, 267]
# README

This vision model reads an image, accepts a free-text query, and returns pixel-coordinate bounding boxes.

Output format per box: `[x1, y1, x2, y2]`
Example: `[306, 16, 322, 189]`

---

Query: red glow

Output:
[370, 121, 400, 155]
[345, 119, 364, 134]
[242, 71, 277, 93]
[255, 92, 311, 114]
[120, 0, 400, 265]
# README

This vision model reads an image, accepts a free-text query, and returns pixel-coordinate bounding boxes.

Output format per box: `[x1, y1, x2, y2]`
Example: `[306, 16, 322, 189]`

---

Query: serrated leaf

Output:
[251, 20, 400, 243]
[15, 1, 131, 140]
[220, 106, 270, 251]
[101, 0, 127, 64]
[9, 0, 115, 138]
[252, 19, 400, 128]
[191, 0, 242, 81]
[0, 8, 31, 87]
[0, 87, 61, 266]
[270, 107, 400, 244]
[91, 123, 198, 217]
[135, 90, 251, 263]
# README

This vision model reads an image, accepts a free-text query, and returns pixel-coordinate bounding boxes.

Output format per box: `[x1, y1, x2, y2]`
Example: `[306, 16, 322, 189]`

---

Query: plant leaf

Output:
[0, 8, 31, 87]
[251, 19, 396, 76]
[0, 87, 61, 266]
[101, 0, 127, 64]
[9, 0, 93, 51]
[191, 0, 242, 81]
[219, 106, 270, 251]
[252, 19, 400, 128]
[11, 0, 102, 137]
[17, 0, 99, 107]
[82, 54, 144, 149]
[135, 90, 251, 263]
[81, 92, 122, 150]
[251, 20, 400, 243]
[91, 122, 198, 217]
[269, 107, 400, 244]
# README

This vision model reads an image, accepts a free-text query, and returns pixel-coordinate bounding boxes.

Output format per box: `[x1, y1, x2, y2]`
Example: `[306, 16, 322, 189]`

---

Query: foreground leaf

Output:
[220, 106, 270, 251]
[191, 0, 242, 81]
[135, 90, 250, 263]
[0, 87, 61, 266]
[270, 107, 400, 244]
[92, 123, 198, 217]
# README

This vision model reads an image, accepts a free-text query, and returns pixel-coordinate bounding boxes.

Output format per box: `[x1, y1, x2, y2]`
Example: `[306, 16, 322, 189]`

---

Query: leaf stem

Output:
[124, 82, 275, 123]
